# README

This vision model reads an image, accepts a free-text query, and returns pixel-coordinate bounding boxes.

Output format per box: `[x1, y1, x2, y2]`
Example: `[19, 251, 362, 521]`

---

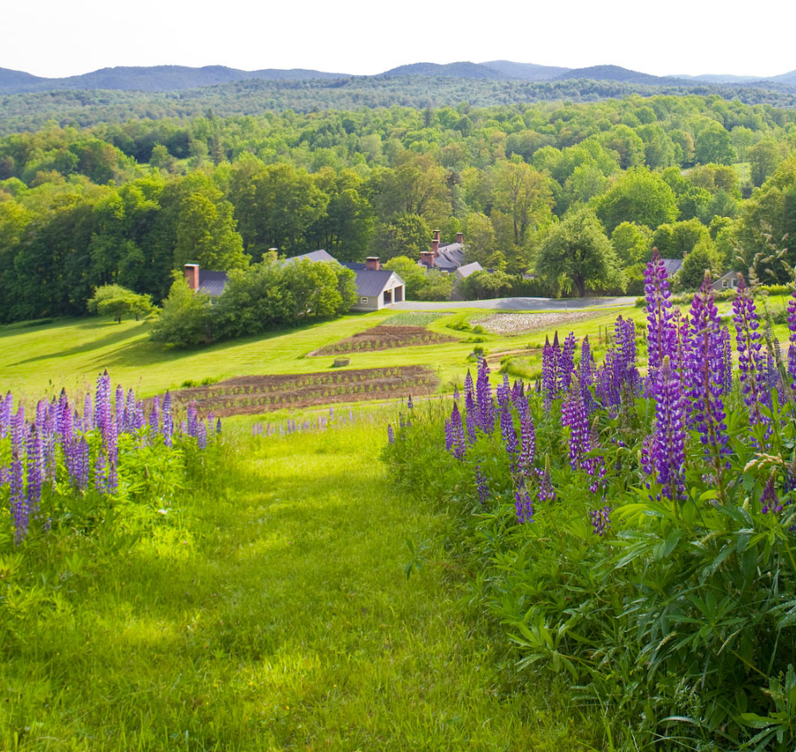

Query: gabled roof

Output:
[354, 269, 402, 297]
[435, 242, 466, 271]
[284, 249, 338, 265]
[455, 261, 483, 279]
[341, 261, 367, 271]
[661, 258, 683, 277]
[198, 270, 229, 297]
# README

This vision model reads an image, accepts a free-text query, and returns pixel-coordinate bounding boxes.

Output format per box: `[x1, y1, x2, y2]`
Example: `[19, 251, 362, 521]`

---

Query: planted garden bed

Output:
[471, 311, 600, 336]
[309, 325, 456, 356]
[166, 366, 438, 417]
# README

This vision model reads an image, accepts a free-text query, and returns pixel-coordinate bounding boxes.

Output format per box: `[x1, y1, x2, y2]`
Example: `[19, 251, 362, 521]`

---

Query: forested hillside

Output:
[1, 94, 795, 322]
[4, 77, 796, 136]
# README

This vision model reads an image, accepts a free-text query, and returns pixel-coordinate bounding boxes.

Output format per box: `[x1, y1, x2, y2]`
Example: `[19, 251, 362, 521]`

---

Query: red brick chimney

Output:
[366, 256, 380, 270]
[420, 251, 435, 268]
[456, 232, 464, 244]
[184, 264, 199, 292]
[431, 230, 441, 258]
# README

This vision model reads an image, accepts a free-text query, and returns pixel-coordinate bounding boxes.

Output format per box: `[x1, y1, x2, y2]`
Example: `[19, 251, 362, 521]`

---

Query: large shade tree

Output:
[536, 210, 621, 297]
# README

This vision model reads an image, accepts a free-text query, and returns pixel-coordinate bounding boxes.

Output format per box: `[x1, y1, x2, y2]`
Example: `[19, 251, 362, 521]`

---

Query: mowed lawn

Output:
[0, 420, 587, 750]
[0, 305, 637, 398]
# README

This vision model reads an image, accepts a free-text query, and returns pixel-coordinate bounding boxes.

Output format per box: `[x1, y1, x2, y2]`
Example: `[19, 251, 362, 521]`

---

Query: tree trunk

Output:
[574, 275, 586, 297]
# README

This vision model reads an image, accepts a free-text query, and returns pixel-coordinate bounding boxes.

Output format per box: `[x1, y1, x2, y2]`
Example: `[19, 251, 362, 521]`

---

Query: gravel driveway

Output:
[390, 296, 636, 311]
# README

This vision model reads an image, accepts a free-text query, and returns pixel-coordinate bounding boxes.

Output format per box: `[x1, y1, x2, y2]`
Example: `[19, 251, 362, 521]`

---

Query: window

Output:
[361, 297, 368, 304]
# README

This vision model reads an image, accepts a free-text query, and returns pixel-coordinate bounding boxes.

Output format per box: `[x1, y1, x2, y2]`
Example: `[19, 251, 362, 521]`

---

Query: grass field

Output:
[0, 306, 637, 398]
[0, 417, 591, 750]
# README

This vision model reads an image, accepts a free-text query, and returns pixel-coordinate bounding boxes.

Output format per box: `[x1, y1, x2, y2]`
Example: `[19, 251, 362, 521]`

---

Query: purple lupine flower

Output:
[197, 422, 207, 450]
[387, 424, 395, 444]
[644, 249, 677, 374]
[216, 418, 222, 434]
[94, 371, 111, 435]
[149, 396, 161, 434]
[11, 405, 24, 454]
[500, 402, 518, 466]
[10, 456, 26, 545]
[187, 402, 198, 438]
[719, 326, 733, 396]
[761, 477, 783, 514]
[542, 334, 561, 407]
[511, 378, 525, 402]
[94, 452, 107, 493]
[0, 391, 12, 438]
[561, 387, 590, 470]
[407, 395, 414, 410]
[687, 273, 731, 482]
[589, 506, 611, 536]
[788, 272, 796, 389]
[26, 428, 43, 519]
[105, 420, 118, 494]
[496, 374, 511, 407]
[75, 437, 90, 489]
[650, 356, 686, 501]
[162, 391, 173, 448]
[464, 371, 478, 443]
[732, 274, 767, 428]
[516, 396, 536, 477]
[514, 487, 534, 524]
[449, 402, 466, 459]
[475, 357, 494, 434]
[580, 335, 594, 392]
[537, 455, 556, 502]
[453, 385, 460, 401]
[672, 308, 692, 383]
[115, 384, 125, 434]
[559, 333, 577, 391]
[474, 465, 490, 505]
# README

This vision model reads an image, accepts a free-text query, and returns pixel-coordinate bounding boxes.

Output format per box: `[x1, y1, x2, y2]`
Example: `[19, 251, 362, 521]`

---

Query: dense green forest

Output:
[1, 94, 796, 323]
[3, 77, 796, 136]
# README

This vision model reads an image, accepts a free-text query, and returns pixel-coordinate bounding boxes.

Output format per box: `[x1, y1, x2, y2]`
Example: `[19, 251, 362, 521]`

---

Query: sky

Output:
[3, 0, 795, 79]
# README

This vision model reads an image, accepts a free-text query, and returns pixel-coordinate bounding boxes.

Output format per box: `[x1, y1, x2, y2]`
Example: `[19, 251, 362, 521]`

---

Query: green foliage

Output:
[149, 274, 215, 347]
[1, 96, 796, 323]
[652, 218, 711, 259]
[610, 221, 652, 266]
[594, 166, 679, 233]
[536, 209, 622, 296]
[86, 283, 153, 322]
[676, 238, 721, 289]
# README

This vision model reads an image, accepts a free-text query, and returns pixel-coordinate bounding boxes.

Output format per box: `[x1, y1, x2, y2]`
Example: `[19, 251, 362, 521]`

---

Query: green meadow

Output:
[0, 306, 635, 398]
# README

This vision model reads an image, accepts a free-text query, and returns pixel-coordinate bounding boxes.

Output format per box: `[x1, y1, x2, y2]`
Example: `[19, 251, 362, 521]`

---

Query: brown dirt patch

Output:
[471, 311, 601, 336]
[309, 325, 456, 356]
[167, 366, 438, 418]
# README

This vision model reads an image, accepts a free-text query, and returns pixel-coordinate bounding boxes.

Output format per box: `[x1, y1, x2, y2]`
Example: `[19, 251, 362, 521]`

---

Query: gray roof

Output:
[456, 261, 483, 279]
[284, 249, 338, 265]
[661, 258, 683, 277]
[354, 269, 402, 297]
[341, 261, 367, 271]
[433, 242, 466, 271]
[198, 270, 228, 297]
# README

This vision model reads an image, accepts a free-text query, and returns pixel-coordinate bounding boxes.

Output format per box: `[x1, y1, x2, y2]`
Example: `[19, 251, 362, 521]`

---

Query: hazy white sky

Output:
[3, 0, 794, 79]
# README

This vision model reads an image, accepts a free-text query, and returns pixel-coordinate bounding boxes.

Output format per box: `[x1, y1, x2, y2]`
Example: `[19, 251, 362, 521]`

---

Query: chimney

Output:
[366, 256, 380, 271]
[456, 232, 464, 244]
[184, 263, 199, 292]
[431, 236, 440, 258]
[420, 251, 435, 268]
[433, 229, 441, 242]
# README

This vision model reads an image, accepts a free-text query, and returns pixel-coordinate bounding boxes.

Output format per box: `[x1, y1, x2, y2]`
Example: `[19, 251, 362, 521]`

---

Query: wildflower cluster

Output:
[0, 371, 218, 544]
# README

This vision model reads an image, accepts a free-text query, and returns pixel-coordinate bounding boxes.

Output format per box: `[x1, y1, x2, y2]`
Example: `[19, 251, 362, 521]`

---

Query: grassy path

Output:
[1, 422, 580, 750]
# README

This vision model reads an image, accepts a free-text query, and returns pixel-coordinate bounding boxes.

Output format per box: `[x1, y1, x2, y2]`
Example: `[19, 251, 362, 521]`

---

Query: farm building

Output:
[712, 270, 741, 291]
[183, 252, 405, 313]
[419, 230, 465, 272]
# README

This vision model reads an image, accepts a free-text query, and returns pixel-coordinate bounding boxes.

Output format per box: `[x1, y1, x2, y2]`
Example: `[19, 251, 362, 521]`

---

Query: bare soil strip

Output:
[168, 366, 438, 417]
[309, 325, 456, 357]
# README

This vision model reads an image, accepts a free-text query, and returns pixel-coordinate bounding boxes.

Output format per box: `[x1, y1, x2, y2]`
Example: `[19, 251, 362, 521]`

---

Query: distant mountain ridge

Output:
[1, 61, 795, 95]
[0, 65, 346, 94]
